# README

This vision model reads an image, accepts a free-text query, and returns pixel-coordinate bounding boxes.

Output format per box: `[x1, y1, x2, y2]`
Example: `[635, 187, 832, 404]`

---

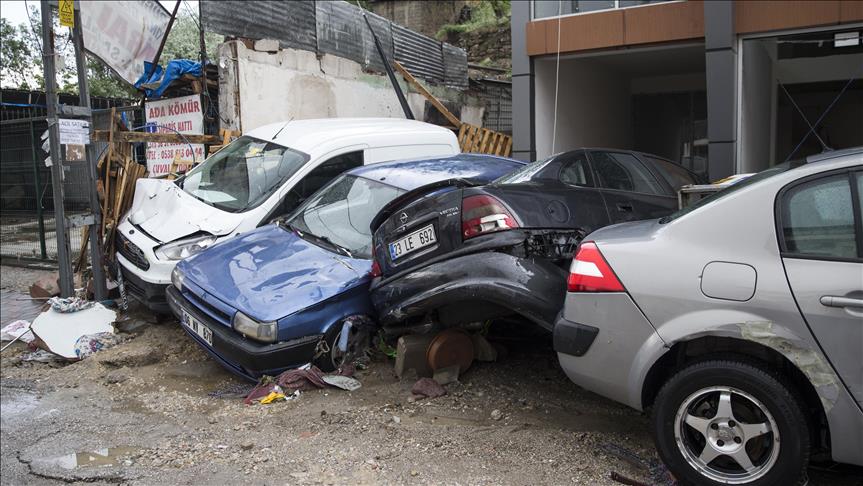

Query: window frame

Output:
[557, 149, 596, 188]
[774, 168, 863, 263]
[587, 150, 672, 197]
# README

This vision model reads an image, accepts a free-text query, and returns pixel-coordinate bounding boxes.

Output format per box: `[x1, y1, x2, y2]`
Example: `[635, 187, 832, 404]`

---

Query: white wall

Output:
[740, 39, 776, 173]
[218, 41, 484, 133]
[534, 58, 633, 159]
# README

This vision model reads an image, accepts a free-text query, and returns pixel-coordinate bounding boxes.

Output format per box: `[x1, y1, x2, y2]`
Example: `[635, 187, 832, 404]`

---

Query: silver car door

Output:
[778, 169, 863, 407]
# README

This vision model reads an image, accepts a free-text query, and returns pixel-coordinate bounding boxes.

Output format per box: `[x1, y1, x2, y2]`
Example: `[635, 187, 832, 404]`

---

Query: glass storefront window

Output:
[532, 0, 675, 20]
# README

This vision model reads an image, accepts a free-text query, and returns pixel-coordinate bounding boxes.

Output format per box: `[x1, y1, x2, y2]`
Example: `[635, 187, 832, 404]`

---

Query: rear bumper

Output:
[553, 312, 599, 357]
[371, 251, 567, 331]
[166, 286, 320, 380]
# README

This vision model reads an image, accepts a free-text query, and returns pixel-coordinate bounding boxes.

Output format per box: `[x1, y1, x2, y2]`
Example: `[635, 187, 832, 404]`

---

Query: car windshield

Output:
[180, 136, 309, 212]
[493, 156, 556, 184]
[660, 160, 805, 223]
[286, 175, 404, 259]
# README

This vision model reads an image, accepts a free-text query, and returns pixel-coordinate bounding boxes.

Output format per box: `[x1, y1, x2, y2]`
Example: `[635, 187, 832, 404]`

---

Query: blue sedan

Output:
[166, 154, 525, 379]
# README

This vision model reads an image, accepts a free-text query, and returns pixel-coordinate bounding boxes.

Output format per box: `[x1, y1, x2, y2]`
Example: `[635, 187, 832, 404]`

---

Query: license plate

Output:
[389, 224, 436, 260]
[181, 309, 213, 346]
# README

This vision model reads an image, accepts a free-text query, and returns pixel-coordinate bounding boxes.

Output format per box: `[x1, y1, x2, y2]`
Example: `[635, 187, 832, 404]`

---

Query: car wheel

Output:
[652, 359, 809, 486]
[314, 317, 371, 373]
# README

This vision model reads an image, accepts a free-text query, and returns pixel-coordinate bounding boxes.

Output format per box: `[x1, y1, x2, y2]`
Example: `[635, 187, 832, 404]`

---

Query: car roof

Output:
[804, 146, 863, 163]
[243, 118, 455, 154]
[348, 154, 526, 190]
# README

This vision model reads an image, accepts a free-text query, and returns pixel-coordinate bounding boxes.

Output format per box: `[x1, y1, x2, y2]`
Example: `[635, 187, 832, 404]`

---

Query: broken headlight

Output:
[155, 234, 218, 261]
[171, 266, 185, 292]
[232, 312, 278, 343]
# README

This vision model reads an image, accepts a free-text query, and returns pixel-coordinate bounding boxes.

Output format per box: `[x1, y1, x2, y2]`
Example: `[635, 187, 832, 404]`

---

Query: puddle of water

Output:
[40, 447, 140, 470]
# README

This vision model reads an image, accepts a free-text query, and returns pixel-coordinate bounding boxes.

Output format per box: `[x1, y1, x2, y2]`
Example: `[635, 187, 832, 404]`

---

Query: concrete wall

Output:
[218, 40, 484, 134]
[534, 58, 632, 159]
[739, 39, 776, 173]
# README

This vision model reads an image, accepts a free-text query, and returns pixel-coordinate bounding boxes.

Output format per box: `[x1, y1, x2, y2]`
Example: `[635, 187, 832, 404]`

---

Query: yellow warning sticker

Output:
[59, 0, 74, 28]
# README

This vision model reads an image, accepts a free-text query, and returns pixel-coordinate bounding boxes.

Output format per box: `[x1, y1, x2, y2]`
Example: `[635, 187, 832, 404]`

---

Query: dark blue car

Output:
[166, 154, 525, 380]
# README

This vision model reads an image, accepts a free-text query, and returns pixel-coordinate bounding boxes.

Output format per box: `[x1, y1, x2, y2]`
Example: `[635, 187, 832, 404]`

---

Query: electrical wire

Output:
[550, 0, 562, 156]
[24, 0, 44, 56]
[783, 75, 858, 162]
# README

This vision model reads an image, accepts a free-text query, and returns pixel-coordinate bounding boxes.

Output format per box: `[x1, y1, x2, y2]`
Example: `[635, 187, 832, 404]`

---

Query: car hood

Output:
[126, 178, 244, 242]
[180, 224, 371, 322]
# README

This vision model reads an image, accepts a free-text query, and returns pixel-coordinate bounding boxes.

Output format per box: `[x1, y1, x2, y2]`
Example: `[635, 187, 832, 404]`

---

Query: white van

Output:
[116, 118, 460, 312]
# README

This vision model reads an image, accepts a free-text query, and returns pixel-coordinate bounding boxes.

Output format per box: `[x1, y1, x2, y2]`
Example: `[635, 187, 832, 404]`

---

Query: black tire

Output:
[652, 359, 810, 486]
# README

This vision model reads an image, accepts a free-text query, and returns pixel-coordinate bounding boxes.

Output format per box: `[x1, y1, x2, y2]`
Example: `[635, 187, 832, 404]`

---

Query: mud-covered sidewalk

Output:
[1, 268, 859, 485]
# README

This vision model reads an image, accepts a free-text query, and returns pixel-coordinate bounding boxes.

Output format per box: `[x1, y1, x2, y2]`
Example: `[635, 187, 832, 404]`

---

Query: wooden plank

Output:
[457, 123, 468, 145]
[393, 61, 462, 128]
[93, 131, 222, 144]
[75, 226, 89, 273]
[502, 137, 513, 157]
[490, 133, 503, 155]
[480, 129, 493, 153]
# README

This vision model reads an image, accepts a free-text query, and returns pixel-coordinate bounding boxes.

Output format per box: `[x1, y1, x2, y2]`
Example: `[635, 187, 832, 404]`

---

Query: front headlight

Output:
[171, 266, 184, 291]
[155, 234, 218, 261]
[232, 312, 278, 343]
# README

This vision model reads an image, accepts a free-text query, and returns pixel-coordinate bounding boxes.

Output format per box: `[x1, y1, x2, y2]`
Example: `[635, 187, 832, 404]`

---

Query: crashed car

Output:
[117, 118, 459, 314]
[555, 148, 863, 485]
[166, 154, 525, 379]
[369, 148, 701, 333]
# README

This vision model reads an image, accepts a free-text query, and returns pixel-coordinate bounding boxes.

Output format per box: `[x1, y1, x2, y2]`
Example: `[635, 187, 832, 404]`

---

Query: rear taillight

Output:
[370, 258, 382, 278]
[462, 194, 519, 240]
[567, 241, 625, 292]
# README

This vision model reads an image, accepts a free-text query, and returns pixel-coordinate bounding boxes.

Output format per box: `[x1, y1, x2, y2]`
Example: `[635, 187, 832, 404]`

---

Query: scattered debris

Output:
[410, 377, 447, 400]
[243, 365, 359, 405]
[602, 443, 677, 486]
[30, 303, 117, 359]
[1, 320, 34, 344]
[47, 296, 96, 313]
[321, 375, 362, 392]
[74, 332, 124, 359]
[29, 274, 60, 298]
[610, 471, 651, 486]
[395, 334, 434, 379]
[490, 409, 503, 421]
[21, 349, 65, 363]
[432, 365, 460, 385]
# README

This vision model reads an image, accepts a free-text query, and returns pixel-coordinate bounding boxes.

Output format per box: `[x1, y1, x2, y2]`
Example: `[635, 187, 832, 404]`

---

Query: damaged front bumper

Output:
[371, 250, 567, 332]
[166, 286, 320, 381]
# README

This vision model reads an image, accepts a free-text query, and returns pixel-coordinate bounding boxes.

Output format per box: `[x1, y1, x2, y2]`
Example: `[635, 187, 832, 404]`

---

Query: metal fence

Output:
[0, 89, 141, 265]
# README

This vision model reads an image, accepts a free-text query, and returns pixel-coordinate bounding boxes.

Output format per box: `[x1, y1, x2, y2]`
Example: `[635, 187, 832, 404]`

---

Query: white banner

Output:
[145, 95, 205, 177]
[80, 0, 171, 86]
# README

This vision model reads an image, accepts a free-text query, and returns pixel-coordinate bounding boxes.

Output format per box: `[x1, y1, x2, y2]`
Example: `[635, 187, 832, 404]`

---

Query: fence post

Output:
[40, 0, 75, 297]
[28, 119, 48, 260]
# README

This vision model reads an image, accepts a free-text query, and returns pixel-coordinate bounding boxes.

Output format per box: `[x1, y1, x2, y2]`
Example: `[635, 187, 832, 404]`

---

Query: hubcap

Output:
[673, 386, 780, 484]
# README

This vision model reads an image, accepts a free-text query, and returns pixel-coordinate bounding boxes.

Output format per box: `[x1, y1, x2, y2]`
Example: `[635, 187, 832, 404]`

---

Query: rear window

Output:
[660, 161, 803, 223]
[646, 156, 698, 189]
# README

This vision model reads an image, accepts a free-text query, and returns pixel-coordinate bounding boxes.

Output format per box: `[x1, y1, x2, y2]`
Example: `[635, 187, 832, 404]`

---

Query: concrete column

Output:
[704, 1, 737, 180]
[510, 1, 535, 162]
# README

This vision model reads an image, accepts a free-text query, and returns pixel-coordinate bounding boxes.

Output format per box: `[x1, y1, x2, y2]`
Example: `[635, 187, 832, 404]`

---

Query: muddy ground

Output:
[1, 267, 861, 485]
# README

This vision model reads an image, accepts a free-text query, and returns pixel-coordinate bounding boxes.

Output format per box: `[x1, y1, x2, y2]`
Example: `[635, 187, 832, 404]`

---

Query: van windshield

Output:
[180, 136, 310, 212]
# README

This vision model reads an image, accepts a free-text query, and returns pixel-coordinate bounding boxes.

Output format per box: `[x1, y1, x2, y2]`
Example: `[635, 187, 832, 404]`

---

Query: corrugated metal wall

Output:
[202, 0, 467, 88]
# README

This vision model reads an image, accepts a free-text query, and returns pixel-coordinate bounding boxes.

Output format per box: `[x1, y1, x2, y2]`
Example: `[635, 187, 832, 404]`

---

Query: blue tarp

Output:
[134, 60, 202, 98]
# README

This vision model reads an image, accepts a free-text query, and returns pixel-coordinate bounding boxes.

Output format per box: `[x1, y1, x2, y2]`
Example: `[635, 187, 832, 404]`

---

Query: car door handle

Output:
[616, 203, 633, 212]
[820, 295, 863, 309]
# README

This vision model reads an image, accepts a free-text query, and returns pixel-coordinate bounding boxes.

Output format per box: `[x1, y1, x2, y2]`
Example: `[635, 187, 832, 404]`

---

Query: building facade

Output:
[511, 0, 863, 180]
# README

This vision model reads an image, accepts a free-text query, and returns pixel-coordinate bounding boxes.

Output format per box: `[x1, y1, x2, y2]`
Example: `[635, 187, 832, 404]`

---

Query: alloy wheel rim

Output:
[673, 385, 780, 484]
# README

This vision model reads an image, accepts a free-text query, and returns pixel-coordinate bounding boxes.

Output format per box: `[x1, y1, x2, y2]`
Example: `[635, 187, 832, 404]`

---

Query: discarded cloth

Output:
[73, 332, 124, 359]
[322, 375, 362, 391]
[1, 320, 34, 343]
[48, 296, 95, 313]
[21, 349, 65, 363]
[411, 377, 447, 400]
[243, 365, 360, 405]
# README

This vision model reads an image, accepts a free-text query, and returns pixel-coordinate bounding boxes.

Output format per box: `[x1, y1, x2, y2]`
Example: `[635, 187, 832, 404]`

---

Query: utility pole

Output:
[40, 0, 74, 297]
[71, 3, 107, 300]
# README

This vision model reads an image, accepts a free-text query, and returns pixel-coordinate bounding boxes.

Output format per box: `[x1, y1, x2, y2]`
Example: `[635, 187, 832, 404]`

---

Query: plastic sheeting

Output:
[134, 60, 203, 98]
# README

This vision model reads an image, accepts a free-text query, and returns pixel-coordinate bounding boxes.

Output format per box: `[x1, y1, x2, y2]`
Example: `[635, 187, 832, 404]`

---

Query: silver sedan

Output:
[554, 148, 862, 485]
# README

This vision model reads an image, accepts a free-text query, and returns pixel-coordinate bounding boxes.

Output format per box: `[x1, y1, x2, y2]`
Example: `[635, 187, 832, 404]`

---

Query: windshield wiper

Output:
[285, 224, 353, 258]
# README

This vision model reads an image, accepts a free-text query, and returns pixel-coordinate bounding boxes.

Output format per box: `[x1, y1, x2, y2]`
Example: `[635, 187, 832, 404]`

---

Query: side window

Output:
[294, 151, 364, 202]
[559, 152, 594, 187]
[592, 152, 665, 195]
[780, 174, 857, 259]
[646, 156, 698, 190]
[274, 151, 364, 218]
